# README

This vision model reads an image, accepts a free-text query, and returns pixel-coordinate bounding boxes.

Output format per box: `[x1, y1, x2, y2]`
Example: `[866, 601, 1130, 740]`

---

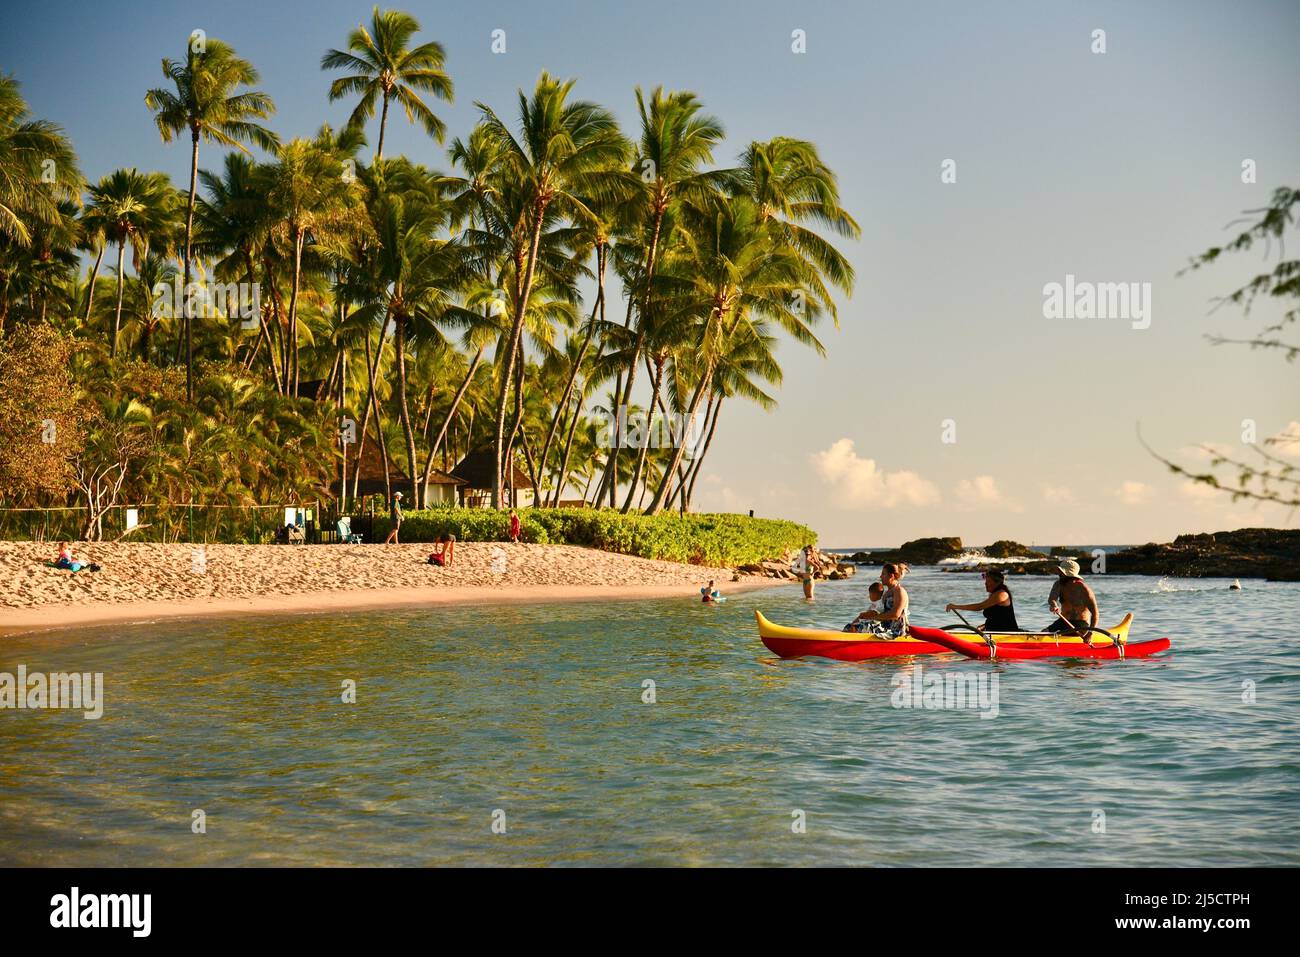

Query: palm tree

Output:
[0, 74, 81, 249]
[643, 195, 821, 514]
[595, 87, 726, 508]
[84, 169, 179, 357]
[261, 129, 367, 396]
[734, 137, 860, 319]
[322, 7, 454, 162]
[193, 152, 272, 372]
[145, 36, 277, 399]
[474, 72, 632, 506]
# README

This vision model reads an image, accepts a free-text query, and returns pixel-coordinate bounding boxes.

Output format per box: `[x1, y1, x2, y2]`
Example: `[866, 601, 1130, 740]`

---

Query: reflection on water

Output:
[1, 568, 1297, 866]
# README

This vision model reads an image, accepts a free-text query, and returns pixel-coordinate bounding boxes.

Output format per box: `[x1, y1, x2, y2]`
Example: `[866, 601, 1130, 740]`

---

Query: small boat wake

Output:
[1149, 576, 1228, 595]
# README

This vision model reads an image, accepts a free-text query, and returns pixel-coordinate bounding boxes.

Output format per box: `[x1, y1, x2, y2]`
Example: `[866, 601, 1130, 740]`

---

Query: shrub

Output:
[372, 508, 814, 567]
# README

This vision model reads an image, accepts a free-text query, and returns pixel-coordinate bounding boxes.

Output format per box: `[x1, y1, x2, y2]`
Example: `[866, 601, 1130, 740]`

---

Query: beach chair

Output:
[338, 517, 363, 544]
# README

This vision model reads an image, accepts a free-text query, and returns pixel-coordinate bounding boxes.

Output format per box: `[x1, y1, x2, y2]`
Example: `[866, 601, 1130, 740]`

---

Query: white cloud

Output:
[1267, 421, 1300, 456]
[955, 475, 1003, 506]
[1180, 479, 1225, 502]
[811, 439, 941, 509]
[1116, 480, 1153, 505]
[1041, 484, 1077, 505]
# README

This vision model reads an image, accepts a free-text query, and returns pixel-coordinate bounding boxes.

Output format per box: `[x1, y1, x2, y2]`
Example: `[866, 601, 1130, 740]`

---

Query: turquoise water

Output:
[1, 567, 1297, 866]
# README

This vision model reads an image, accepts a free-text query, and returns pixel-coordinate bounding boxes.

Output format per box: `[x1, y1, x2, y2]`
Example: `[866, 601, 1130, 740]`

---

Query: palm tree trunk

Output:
[420, 346, 482, 493]
[551, 381, 586, 507]
[111, 242, 126, 357]
[352, 315, 390, 500]
[83, 246, 104, 322]
[492, 201, 547, 507]
[621, 352, 664, 512]
[184, 132, 199, 402]
[376, 92, 391, 163]
[679, 394, 720, 511]
[287, 229, 304, 396]
[538, 249, 603, 486]
[394, 313, 421, 503]
[645, 359, 714, 514]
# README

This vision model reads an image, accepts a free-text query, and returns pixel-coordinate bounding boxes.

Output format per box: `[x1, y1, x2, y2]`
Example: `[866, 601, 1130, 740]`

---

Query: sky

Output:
[2, 0, 1297, 547]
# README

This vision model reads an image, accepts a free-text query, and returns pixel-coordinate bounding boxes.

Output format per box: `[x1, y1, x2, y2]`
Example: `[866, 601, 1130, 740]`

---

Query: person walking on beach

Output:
[508, 509, 521, 543]
[1045, 558, 1100, 641]
[945, 568, 1020, 632]
[385, 492, 403, 544]
[852, 563, 910, 638]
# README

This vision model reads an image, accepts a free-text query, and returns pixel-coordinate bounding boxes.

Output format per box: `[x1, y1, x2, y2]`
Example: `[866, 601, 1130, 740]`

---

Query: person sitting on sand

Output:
[946, 568, 1020, 632]
[844, 581, 886, 632]
[53, 543, 100, 573]
[385, 492, 403, 544]
[1045, 559, 1100, 642]
[852, 563, 910, 638]
[508, 510, 521, 543]
[429, 534, 450, 567]
[700, 579, 721, 603]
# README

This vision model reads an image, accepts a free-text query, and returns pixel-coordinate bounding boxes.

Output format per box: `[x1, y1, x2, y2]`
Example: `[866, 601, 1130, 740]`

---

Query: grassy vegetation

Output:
[379, 508, 815, 567]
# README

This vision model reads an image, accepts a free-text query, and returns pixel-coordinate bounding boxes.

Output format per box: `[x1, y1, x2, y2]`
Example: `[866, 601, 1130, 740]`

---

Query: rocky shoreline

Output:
[837, 529, 1300, 582]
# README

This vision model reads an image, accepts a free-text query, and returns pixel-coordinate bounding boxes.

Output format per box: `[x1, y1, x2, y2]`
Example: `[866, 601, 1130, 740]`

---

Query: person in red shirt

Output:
[508, 510, 521, 543]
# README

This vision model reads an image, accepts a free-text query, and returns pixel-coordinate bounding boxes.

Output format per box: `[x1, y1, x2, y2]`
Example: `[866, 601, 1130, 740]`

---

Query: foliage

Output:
[0, 324, 85, 500]
[375, 507, 815, 566]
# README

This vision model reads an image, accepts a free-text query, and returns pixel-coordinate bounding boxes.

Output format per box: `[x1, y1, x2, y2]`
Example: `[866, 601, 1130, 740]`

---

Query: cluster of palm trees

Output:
[0, 7, 858, 518]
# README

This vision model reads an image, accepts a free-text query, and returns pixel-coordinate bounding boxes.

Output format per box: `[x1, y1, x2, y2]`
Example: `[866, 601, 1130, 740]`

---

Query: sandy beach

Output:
[0, 541, 777, 635]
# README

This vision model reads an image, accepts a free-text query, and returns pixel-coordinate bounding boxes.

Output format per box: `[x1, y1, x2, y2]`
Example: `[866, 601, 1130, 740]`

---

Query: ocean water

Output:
[1, 567, 1296, 866]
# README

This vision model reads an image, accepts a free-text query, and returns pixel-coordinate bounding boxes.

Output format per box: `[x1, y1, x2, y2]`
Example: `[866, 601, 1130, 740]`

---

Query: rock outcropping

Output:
[850, 537, 965, 565]
[1106, 528, 1300, 581]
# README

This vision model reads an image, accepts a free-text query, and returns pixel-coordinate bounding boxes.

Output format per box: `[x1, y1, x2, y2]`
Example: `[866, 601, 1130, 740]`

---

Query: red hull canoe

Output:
[907, 625, 1172, 660]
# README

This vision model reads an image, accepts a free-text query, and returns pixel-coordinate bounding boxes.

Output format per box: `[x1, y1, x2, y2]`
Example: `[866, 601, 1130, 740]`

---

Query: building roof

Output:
[332, 430, 409, 497]
[450, 448, 533, 490]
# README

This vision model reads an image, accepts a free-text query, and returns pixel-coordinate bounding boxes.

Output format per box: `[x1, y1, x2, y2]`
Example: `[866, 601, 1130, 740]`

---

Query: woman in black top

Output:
[945, 569, 1020, 632]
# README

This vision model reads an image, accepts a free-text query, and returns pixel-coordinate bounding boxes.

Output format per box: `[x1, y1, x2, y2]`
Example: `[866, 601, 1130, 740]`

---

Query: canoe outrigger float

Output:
[755, 610, 1171, 662]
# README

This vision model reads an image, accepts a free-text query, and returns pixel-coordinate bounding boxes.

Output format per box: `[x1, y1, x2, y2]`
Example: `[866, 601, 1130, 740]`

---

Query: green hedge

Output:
[376, 507, 815, 567]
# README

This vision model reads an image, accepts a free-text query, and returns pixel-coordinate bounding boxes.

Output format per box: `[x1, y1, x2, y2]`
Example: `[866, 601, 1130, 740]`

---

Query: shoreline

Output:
[0, 540, 784, 638]
[0, 577, 784, 637]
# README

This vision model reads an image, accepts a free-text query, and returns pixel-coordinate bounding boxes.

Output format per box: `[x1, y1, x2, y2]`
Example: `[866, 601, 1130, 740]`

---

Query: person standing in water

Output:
[1045, 559, 1100, 641]
[385, 491, 403, 544]
[793, 544, 822, 599]
[946, 568, 1020, 632]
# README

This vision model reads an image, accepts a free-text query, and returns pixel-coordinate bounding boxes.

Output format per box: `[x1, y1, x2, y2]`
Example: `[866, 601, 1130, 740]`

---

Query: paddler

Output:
[945, 568, 1020, 632]
[1045, 559, 1100, 642]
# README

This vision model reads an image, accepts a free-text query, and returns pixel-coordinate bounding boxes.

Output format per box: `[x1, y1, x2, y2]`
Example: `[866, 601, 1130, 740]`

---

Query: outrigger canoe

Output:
[755, 610, 1166, 662]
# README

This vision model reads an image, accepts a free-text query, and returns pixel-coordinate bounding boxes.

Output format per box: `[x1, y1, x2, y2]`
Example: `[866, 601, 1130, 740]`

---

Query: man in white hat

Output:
[1046, 558, 1100, 641]
[385, 491, 404, 544]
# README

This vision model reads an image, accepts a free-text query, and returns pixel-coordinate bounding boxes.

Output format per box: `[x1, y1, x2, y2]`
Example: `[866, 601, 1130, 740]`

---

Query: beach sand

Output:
[0, 541, 778, 635]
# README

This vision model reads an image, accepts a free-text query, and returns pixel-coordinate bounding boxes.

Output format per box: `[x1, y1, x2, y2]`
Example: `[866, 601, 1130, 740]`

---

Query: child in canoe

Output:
[844, 581, 885, 631]
[845, 563, 910, 638]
